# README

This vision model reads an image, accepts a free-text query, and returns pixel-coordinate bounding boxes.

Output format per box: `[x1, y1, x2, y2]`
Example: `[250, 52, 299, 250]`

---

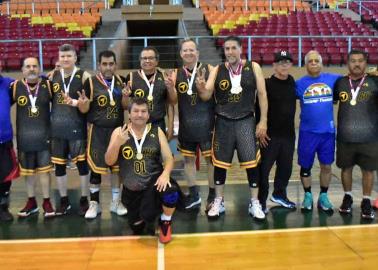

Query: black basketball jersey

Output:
[335, 75, 378, 143]
[51, 69, 87, 140]
[214, 61, 256, 120]
[12, 79, 52, 152]
[130, 70, 167, 123]
[86, 74, 125, 128]
[175, 63, 215, 142]
[118, 124, 163, 191]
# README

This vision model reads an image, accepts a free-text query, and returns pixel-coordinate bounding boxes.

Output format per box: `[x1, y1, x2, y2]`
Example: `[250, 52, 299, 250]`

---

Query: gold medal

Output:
[147, 95, 153, 102]
[136, 153, 143, 160]
[110, 100, 115, 106]
[350, 100, 356, 106]
[31, 107, 38, 113]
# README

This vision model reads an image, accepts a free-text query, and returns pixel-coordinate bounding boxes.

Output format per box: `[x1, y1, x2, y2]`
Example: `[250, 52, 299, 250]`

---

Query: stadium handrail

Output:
[1, 35, 377, 70]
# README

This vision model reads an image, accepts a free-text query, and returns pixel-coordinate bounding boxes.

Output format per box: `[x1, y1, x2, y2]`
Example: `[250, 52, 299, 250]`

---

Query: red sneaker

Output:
[373, 198, 378, 209]
[158, 219, 172, 244]
[18, 198, 39, 217]
[43, 199, 55, 218]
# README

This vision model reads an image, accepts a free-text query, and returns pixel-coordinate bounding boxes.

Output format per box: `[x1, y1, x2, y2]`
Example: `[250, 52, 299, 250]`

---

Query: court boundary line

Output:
[1, 223, 377, 244]
[157, 241, 165, 270]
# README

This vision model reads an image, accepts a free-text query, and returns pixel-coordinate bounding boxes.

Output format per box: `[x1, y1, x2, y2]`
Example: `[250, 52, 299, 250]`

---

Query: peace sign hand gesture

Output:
[195, 68, 207, 93]
[122, 81, 132, 97]
[77, 90, 89, 106]
[116, 123, 130, 145]
[163, 69, 175, 91]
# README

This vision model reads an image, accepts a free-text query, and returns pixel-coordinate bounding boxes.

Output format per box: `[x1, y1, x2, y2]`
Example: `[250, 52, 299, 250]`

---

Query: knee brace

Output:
[214, 166, 227, 185]
[300, 167, 312, 177]
[162, 191, 179, 208]
[77, 160, 89, 176]
[90, 172, 102, 185]
[246, 167, 259, 188]
[55, 164, 66, 177]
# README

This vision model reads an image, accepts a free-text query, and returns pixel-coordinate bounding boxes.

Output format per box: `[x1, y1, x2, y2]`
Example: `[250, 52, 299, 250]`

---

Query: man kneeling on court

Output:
[105, 97, 179, 243]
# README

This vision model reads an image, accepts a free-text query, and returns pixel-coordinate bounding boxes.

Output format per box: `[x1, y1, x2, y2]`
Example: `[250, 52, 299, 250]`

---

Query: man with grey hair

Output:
[296, 50, 341, 212]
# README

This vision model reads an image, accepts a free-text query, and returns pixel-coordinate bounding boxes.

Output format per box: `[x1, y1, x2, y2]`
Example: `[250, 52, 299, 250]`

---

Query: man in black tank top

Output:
[166, 38, 216, 211]
[105, 98, 180, 244]
[81, 50, 128, 219]
[125, 46, 175, 140]
[12, 57, 55, 218]
[50, 44, 92, 216]
[334, 50, 378, 220]
[197, 36, 269, 220]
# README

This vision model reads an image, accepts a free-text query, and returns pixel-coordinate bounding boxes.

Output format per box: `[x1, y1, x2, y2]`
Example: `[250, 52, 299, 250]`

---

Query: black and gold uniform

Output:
[334, 75, 378, 170]
[50, 69, 87, 164]
[118, 124, 179, 225]
[175, 63, 215, 157]
[212, 61, 260, 169]
[12, 79, 53, 175]
[85, 74, 125, 175]
[129, 70, 168, 131]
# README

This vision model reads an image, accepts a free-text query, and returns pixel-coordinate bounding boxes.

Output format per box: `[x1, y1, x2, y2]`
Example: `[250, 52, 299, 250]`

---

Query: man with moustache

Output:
[12, 57, 55, 218]
[50, 44, 91, 215]
[296, 50, 341, 212]
[257, 51, 296, 213]
[105, 98, 179, 243]
[335, 50, 378, 220]
[76, 50, 128, 219]
[0, 60, 18, 222]
[196, 36, 268, 220]
[165, 38, 215, 210]
[126, 46, 175, 139]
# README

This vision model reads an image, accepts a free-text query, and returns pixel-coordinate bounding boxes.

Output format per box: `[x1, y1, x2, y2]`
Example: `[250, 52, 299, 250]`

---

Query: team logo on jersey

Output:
[178, 82, 188, 93]
[76, 74, 81, 79]
[97, 95, 108, 107]
[219, 80, 229, 91]
[339, 91, 349, 102]
[122, 146, 134, 160]
[17, 96, 28, 106]
[42, 84, 46, 88]
[53, 83, 60, 93]
[244, 66, 250, 71]
[134, 89, 145, 98]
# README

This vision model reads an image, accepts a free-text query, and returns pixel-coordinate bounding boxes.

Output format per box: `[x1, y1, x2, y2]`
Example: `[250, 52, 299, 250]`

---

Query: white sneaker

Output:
[248, 199, 265, 220]
[110, 200, 128, 216]
[85, 201, 101, 219]
[207, 197, 225, 218]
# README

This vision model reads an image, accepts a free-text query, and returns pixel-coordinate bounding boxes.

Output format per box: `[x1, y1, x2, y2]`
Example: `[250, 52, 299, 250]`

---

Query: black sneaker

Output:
[56, 197, 72, 216]
[0, 204, 14, 222]
[339, 194, 353, 214]
[78, 196, 89, 216]
[185, 193, 201, 210]
[361, 199, 375, 220]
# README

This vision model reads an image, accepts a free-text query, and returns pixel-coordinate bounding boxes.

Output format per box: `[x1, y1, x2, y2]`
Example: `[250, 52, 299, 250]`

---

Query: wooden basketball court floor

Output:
[1, 144, 378, 269]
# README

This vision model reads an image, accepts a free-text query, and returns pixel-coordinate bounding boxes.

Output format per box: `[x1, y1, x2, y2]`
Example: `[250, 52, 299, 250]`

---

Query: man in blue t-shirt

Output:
[296, 50, 341, 212]
[0, 61, 18, 222]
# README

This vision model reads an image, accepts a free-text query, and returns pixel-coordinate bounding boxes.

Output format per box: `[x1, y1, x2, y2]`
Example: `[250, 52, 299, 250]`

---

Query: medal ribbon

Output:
[183, 62, 198, 95]
[25, 79, 40, 111]
[140, 70, 156, 99]
[60, 66, 78, 95]
[348, 74, 366, 104]
[130, 124, 149, 158]
[227, 61, 242, 91]
[99, 73, 115, 104]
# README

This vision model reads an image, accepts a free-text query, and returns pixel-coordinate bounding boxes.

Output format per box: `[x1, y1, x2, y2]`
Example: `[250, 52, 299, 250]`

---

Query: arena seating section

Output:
[200, 0, 378, 65]
[0, 0, 115, 70]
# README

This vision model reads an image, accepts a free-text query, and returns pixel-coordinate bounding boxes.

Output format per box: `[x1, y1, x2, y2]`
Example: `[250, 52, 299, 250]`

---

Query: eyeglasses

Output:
[140, 56, 156, 61]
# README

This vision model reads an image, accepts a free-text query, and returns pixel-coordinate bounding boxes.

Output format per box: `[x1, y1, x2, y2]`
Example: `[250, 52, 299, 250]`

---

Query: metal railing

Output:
[1, 35, 378, 71]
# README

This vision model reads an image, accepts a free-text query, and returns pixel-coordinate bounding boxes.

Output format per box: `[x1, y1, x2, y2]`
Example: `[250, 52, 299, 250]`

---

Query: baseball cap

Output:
[274, 51, 293, 63]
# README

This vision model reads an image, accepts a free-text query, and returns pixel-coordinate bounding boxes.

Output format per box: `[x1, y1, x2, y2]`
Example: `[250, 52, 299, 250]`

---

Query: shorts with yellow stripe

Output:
[87, 124, 119, 174]
[51, 138, 86, 165]
[177, 138, 212, 158]
[212, 115, 260, 169]
[18, 150, 53, 176]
